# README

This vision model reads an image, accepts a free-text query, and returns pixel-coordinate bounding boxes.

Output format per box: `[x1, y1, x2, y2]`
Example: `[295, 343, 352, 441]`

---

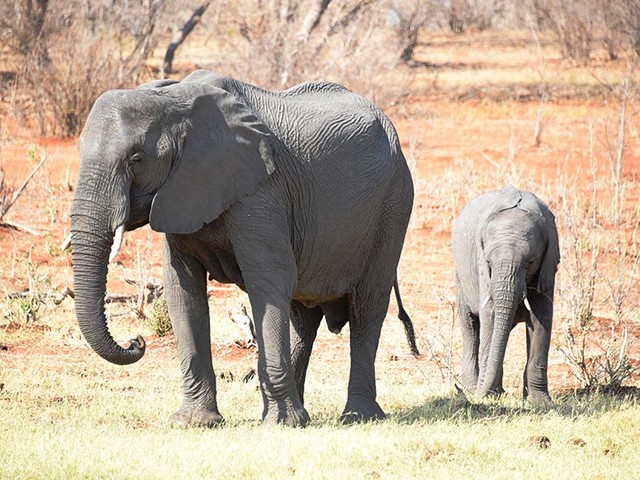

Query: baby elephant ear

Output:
[150, 83, 275, 234]
[537, 202, 560, 294]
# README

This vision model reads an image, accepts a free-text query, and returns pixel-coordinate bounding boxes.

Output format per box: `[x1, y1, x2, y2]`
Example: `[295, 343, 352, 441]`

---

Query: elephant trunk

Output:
[70, 191, 145, 365]
[477, 263, 522, 397]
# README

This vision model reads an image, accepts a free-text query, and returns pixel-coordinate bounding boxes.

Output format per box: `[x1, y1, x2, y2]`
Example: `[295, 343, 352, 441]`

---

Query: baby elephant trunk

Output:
[477, 265, 524, 397]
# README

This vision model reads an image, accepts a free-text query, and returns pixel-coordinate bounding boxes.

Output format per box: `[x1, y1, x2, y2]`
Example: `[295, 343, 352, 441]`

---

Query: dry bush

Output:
[188, 0, 415, 104]
[1, 248, 53, 324]
[28, 33, 122, 137]
[530, 0, 597, 62]
[446, 0, 486, 33]
[3, 0, 167, 136]
[557, 186, 638, 391]
[439, 0, 515, 33]
[0, 0, 48, 58]
[599, 0, 640, 60]
[555, 90, 639, 391]
[529, 0, 640, 63]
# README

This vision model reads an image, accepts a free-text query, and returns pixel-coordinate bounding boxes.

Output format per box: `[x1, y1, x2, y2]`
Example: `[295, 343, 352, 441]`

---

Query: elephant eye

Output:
[130, 151, 144, 162]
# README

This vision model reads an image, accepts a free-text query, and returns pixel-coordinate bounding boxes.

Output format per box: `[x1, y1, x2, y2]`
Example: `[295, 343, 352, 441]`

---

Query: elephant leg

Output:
[457, 284, 479, 393]
[494, 366, 505, 394]
[163, 237, 223, 427]
[289, 302, 323, 405]
[244, 272, 309, 427]
[523, 291, 553, 406]
[340, 283, 391, 424]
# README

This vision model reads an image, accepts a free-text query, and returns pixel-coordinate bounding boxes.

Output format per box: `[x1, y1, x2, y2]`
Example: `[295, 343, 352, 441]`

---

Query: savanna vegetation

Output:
[1, 1, 639, 478]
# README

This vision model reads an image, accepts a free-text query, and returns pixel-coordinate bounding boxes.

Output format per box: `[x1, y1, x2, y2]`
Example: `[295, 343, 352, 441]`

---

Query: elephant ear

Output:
[536, 201, 560, 294]
[150, 83, 275, 234]
[516, 191, 561, 293]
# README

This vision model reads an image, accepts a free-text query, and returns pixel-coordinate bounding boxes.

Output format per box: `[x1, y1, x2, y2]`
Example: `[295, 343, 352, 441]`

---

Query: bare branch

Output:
[1, 150, 47, 219]
[0, 220, 41, 236]
[326, 0, 377, 37]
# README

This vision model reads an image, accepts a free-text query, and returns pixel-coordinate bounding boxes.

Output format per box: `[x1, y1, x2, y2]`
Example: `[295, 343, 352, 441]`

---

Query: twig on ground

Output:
[0, 220, 41, 236]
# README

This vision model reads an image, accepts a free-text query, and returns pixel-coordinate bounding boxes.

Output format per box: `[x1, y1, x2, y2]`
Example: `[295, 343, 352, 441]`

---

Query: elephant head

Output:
[70, 81, 275, 365]
[475, 185, 559, 397]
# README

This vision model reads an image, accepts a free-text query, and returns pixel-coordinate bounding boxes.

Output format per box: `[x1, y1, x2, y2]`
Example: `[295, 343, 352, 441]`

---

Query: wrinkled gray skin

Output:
[70, 70, 414, 427]
[452, 185, 559, 405]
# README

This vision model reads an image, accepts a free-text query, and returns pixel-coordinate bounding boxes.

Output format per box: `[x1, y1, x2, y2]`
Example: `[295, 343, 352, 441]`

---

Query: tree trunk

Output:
[297, 0, 332, 42]
[162, 1, 211, 76]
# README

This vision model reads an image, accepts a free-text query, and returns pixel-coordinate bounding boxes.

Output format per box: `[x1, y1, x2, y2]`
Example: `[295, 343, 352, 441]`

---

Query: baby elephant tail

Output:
[394, 279, 420, 358]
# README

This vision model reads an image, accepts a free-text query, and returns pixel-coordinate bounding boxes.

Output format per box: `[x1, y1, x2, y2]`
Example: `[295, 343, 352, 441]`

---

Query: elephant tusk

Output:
[61, 233, 73, 252]
[481, 295, 491, 310]
[109, 225, 125, 263]
[523, 296, 532, 312]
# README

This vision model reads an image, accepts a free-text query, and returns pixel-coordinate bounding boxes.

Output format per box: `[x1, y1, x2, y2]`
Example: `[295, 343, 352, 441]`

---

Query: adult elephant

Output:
[69, 70, 416, 427]
[452, 185, 559, 405]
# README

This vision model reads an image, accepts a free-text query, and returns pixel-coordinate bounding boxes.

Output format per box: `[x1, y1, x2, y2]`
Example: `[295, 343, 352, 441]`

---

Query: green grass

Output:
[1, 341, 638, 480]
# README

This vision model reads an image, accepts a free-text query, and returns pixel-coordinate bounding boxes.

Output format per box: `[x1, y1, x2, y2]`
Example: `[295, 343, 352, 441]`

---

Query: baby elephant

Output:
[452, 185, 560, 405]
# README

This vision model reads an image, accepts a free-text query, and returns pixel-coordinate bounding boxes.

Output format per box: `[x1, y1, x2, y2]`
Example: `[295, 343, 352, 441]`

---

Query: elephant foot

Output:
[475, 384, 505, 399]
[525, 390, 553, 408]
[460, 379, 477, 396]
[169, 403, 224, 428]
[262, 397, 310, 427]
[340, 396, 386, 424]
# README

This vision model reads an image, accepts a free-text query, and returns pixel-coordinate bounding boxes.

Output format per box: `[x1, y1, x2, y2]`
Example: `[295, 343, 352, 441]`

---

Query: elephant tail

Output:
[394, 279, 420, 358]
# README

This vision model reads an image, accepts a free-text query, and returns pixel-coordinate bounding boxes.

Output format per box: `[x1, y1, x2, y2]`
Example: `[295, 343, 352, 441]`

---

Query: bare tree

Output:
[0, 0, 49, 59]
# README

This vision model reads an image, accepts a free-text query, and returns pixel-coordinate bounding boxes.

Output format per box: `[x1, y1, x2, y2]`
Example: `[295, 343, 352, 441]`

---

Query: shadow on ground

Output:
[391, 385, 640, 424]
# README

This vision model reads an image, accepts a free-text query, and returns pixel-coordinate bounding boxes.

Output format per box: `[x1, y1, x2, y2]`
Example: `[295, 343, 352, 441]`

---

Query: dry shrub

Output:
[557, 192, 637, 391]
[599, 0, 640, 60]
[530, 0, 596, 62]
[4, 0, 165, 136]
[148, 296, 172, 337]
[556, 100, 639, 391]
[0, 0, 48, 58]
[28, 29, 125, 137]
[194, 0, 414, 105]
[530, 0, 640, 63]
[446, 0, 505, 33]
